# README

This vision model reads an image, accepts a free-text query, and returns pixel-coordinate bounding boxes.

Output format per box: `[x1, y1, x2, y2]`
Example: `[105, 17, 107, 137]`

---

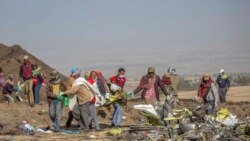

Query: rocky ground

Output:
[0, 94, 249, 141]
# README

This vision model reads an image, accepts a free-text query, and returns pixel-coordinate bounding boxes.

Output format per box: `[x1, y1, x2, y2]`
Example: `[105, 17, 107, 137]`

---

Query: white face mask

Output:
[119, 75, 125, 78]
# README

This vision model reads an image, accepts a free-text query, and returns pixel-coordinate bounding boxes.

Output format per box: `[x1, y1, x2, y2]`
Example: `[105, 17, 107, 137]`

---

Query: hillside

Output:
[0, 43, 67, 84]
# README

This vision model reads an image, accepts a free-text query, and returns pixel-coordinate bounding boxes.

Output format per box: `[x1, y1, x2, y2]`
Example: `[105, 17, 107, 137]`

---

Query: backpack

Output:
[217, 77, 227, 88]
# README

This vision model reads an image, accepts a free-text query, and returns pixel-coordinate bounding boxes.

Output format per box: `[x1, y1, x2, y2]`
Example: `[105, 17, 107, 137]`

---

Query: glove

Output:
[166, 95, 171, 101]
[97, 96, 102, 101]
[125, 92, 132, 98]
[131, 92, 135, 98]
[19, 79, 24, 84]
[154, 101, 159, 110]
[105, 93, 110, 99]
[194, 95, 202, 103]
[16, 86, 20, 92]
[59, 92, 65, 96]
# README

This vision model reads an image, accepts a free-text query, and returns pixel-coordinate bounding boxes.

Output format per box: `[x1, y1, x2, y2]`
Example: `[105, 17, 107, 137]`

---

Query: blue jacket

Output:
[216, 74, 230, 88]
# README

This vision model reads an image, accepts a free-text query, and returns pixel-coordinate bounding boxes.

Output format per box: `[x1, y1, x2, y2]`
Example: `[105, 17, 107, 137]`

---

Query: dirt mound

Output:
[0, 43, 68, 134]
[0, 43, 66, 84]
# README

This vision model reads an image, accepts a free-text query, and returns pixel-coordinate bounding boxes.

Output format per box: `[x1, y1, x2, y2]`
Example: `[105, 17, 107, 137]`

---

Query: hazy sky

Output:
[1, 0, 250, 77]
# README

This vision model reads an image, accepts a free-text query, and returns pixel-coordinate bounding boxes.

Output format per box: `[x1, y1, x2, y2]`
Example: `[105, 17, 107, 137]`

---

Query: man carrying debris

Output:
[47, 70, 64, 131]
[216, 69, 230, 103]
[62, 68, 96, 131]
[134, 67, 170, 108]
[198, 73, 219, 115]
[110, 68, 126, 90]
[19, 55, 35, 106]
[110, 68, 126, 127]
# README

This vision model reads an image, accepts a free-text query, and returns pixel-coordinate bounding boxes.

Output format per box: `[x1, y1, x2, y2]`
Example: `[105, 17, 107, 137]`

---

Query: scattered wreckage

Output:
[131, 100, 250, 141]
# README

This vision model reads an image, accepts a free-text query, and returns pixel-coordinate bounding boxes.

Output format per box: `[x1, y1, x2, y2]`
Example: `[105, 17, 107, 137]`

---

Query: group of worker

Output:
[0, 55, 231, 131]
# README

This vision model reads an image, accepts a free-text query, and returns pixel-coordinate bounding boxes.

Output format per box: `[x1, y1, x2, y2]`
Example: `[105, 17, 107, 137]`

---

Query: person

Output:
[216, 69, 230, 103]
[87, 71, 101, 131]
[167, 67, 181, 109]
[2, 74, 17, 103]
[162, 72, 173, 95]
[46, 70, 64, 131]
[110, 68, 126, 127]
[134, 67, 169, 105]
[110, 68, 126, 90]
[0, 67, 6, 93]
[19, 55, 35, 106]
[63, 68, 95, 131]
[32, 64, 44, 105]
[84, 71, 91, 80]
[134, 67, 171, 123]
[65, 67, 77, 128]
[162, 72, 175, 109]
[198, 73, 219, 115]
[162, 72, 172, 87]
[96, 71, 108, 98]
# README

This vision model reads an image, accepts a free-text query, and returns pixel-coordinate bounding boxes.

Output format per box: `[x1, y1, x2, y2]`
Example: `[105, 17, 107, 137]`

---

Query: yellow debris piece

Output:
[107, 127, 122, 136]
[217, 108, 230, 119]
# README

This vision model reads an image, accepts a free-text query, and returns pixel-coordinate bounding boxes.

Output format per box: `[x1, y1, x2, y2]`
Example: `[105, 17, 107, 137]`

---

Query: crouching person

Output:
[62, 68, 92, 131]
[2, 74, 17, 103]
[198, 73, 219, 115]
[47, 70, 64, 131]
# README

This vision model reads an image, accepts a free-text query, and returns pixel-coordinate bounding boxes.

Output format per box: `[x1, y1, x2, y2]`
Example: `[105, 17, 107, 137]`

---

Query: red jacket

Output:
[162, 76, 172, 86]
[110, 75, 126, 89]
[19, 62, 34, 81]
[87, 78, 95, 85]
[87, 78, 97, 103]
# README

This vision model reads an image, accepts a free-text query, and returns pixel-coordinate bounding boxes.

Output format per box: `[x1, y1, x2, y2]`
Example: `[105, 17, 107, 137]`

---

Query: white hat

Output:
[219, 69, 225, 74]
[168, 67, 177, 74]
[23, 55, 29, 60]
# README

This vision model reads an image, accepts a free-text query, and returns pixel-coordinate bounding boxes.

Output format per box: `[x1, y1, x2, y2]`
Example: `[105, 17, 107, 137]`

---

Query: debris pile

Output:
[121, 102, 250, 140]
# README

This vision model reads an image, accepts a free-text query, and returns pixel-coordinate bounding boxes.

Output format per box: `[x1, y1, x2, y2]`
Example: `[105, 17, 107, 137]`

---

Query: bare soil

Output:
[0, 43, 249, 140]
[0, 94, 249, 140]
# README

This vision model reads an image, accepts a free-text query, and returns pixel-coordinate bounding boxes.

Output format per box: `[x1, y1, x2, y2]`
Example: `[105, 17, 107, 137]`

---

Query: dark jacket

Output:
[2, 80, 15, 94]
[46, 76, 64, 103]
[97, 78, 106, 95]
[216, 74, 230, 88]
[134, 75, 169, 101]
